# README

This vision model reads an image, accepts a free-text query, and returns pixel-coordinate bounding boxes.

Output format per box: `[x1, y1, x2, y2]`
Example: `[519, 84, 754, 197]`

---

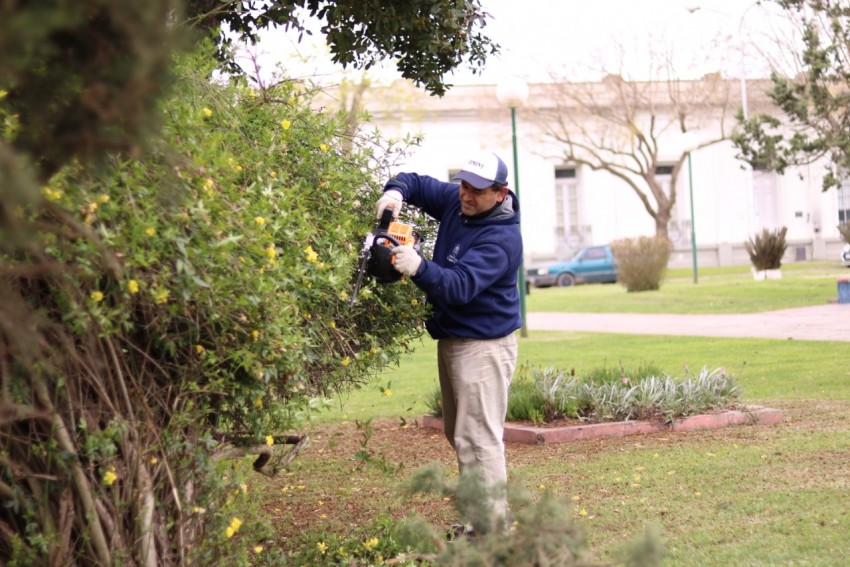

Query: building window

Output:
[661, 165, 690, 243]
[839, 177, 850, 224]
[752, 166, 780, 230]
[554, 167, 586, 253]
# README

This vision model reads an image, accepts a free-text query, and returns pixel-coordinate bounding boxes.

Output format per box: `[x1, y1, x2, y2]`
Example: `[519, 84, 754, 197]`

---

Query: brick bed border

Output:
[421, 406, 784, 445]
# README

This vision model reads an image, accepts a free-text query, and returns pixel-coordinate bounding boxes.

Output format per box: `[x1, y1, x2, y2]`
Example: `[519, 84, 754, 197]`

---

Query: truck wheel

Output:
[557, 273, 575, 287]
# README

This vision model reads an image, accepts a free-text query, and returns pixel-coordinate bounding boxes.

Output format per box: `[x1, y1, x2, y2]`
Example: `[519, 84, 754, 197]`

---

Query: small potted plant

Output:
[745, 226, 788, 280]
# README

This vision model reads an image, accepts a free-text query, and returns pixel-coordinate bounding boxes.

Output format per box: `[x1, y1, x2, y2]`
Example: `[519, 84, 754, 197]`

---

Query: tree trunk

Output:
[655, 212, 670, 241]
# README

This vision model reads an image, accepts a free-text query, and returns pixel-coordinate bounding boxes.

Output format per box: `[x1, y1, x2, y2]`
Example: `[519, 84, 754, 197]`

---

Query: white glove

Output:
[392, 245, 422, 276]
[375, 189, 403, 219]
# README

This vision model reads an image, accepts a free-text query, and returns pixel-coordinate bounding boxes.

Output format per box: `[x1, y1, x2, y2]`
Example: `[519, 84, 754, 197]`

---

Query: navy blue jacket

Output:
[384, 173, 523, 340]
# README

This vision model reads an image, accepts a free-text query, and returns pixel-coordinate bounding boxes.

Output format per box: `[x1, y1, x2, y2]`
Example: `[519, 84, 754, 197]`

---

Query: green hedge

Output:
[1, 42, 430, 565]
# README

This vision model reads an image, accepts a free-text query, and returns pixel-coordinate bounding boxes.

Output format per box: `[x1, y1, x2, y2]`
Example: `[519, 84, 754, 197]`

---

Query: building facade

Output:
[353, 77, 848, 269]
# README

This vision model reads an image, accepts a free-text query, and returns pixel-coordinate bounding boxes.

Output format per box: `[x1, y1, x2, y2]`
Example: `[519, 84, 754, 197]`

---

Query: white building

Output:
[350, 76, 849, 268]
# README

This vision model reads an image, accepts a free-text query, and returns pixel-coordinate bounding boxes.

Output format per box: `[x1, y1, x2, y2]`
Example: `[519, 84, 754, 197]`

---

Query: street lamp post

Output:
[687, 150, 698, 284]
[496, 76, 529, 338]
[680, 131, 700, 284]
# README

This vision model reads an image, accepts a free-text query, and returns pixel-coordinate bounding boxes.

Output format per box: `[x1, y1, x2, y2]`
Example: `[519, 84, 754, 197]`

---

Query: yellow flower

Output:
[127, 279, 139, 294]
[265, 435, 274, 446]
[203, 178, 214, 190]
[267, 244, 277, 259]
[362, 537, 379, 550]
[411, 298, 419, 306]
[319, 143, 329, 153]
[42, 187, 64, 201]
[154, 290, 170, 304]
[370, 347, 379, 355]
[225, 517, 242, 538]
[328, 321, 336, 329]
[341, 356, 351, 367]
[90, 291, 104, 303]
[252, 330, 260, 341]
[280, 119, 292, 130]
[145, 227, 156, 237]
[270, 170, 277, 178]
[303, 245, 318, 263]
[254, 545, 264, 554]
[97, 194, 110, 204]
[254, 216, 266, 226]
[103, 468, 118, 486]
[196, 344, 205, 354]
[254, 396, 263, 408]
[149, 456, 158, 465]
[202, 107, 213, 117]
[578, 508, 588, 517]
[339, 290, 349, 300]
[383, 389, 393, 398]
[317, 542, 328, 554]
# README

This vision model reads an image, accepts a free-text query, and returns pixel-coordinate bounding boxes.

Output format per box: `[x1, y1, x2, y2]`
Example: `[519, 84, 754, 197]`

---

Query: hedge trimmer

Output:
[349, 206, 421, 307]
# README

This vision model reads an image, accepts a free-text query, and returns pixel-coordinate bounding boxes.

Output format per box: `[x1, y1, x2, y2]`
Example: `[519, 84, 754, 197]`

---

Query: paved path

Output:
[527, 304, 850, 342]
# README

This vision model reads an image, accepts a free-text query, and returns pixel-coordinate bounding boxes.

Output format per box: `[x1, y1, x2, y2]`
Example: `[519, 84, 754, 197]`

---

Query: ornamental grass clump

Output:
[429, 365, 740, 425]
[745, 226, 788, 270]
[837, 221, 850, 244]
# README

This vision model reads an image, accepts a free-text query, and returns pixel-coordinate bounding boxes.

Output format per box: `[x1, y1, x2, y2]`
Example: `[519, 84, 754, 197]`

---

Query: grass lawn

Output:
[524, 262, 849, 314]
[256, 262, 850, 565]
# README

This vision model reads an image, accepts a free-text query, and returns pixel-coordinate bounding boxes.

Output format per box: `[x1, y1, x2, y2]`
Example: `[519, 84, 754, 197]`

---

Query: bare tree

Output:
[532, 63, 738, 240]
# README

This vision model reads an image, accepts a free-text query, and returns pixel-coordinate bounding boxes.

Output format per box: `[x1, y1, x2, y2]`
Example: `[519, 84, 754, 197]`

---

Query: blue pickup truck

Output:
[526, 245, 618, 287]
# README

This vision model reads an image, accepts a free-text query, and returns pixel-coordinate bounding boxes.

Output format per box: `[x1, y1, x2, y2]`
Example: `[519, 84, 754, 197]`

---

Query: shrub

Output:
[392, 464, 662, 566]
[610, 236, 673, 292]
[745, 226, 788, 270]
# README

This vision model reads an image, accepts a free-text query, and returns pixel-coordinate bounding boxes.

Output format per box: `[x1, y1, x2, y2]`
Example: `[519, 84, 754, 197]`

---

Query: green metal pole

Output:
[687, 151, 698, 284]
[511, 106, 528, 337]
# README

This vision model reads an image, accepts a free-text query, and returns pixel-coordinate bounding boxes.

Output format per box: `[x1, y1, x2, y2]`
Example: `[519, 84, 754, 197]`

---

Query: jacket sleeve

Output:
[384, 173, 455, 222]
[412, 240, 510, 305]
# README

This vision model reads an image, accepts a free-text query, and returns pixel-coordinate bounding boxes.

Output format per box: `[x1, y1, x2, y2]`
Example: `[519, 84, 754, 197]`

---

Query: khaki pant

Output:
[437, 333, 518, 522]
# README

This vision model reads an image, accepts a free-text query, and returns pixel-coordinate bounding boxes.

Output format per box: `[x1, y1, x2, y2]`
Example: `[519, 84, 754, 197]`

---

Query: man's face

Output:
[459, 180, 508, 216]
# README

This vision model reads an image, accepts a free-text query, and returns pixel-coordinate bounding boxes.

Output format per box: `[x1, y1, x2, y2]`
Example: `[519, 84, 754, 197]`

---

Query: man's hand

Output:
[375, 189, 403, 219]
[392, 245, 422, 276]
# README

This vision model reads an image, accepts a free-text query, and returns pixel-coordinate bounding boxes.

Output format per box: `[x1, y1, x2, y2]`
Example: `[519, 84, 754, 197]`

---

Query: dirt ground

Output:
[258, 399, 850, 557]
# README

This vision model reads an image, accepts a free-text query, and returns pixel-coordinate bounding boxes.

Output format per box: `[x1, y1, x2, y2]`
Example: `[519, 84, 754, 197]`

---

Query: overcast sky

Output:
[239, 0, 800, 88]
